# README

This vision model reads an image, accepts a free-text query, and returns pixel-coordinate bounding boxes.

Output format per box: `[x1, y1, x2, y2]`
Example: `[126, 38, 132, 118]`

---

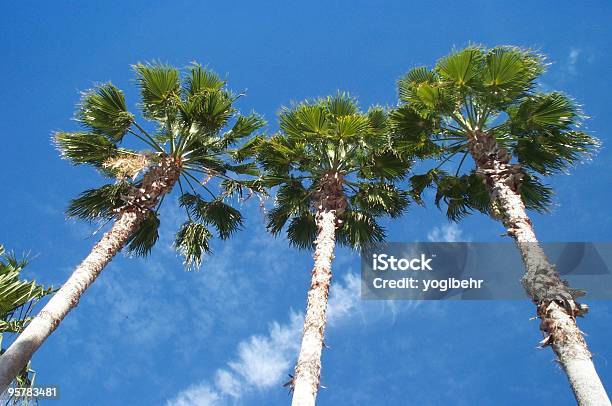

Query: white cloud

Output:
[166, 270, 364, 405]
[165, 258, 448, 405]
[215, 370, 242, 399]
[554, 47, 594, 84]
[427, 223, 465, 242]
[167, 384, 221, 406]
[166, 311, 302, 405]
[327, 272, 361, 325]
[567, 48, 581, 75]
[228, 311, 302, 389]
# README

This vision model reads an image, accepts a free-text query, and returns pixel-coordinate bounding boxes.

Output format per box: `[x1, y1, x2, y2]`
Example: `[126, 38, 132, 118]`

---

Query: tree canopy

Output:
[389, 46, 599, 220]
[0, 245, 53, 391]
[54, 63, 265, 268]
[254, 93, 411, 249]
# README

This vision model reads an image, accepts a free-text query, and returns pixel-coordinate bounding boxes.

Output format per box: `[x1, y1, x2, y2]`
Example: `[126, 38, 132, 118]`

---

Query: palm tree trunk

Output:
[469, 130, 610, 406]
[0, 157, 180, 393]
[291, 209, 336, 406]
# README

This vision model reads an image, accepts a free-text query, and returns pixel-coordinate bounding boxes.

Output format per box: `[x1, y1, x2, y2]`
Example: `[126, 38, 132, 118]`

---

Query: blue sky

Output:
[1, 1, 612, 405]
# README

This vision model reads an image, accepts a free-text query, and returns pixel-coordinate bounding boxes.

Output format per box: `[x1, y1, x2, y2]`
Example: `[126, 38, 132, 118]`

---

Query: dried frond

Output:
[103, 153, 150, 180]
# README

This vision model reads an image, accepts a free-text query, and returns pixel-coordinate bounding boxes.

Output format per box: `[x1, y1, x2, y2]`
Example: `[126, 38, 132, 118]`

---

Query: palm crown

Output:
[255, 93, 410, 249]
[390, 46, 599, 220]
[54, 63, 265, 267]
[0, 246, 53, 389]
[0, 246, 52, 338]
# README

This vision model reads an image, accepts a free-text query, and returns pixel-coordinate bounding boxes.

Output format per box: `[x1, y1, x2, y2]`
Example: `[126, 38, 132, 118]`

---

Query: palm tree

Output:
[256, 94, 410, 406]
[390, 46, 609, 405]
[0, 245, 53, 402]
[0, 63, 264, 391]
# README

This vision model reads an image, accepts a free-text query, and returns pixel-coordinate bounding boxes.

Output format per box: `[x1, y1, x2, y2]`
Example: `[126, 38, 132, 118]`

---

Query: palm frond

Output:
[367, 106, 388, 135]
[511, 92, 578, 129]
[180, 193, 243, 239]
[266, 182, 311, 234]
[230, 134, 265, 162]
[388, 106, 439, 158]
[520, 173, 554, 212]
[0, 249, 53, 332]
[337, 210, 386, 249]
[184, 63, 225, 97]
[76, 83, 134, 141]
[294, 104, 329, 135]
[434, 173, 491, 221]
[126, 212, 160, 256]
[351, 183, 409, 218]
[510, 93, 599, 174]
[222, 113, 266, 147]
[134, 62, 180, 121]
[334, 115, 371, 138]
[482, 47, 544, 101]
[398, 66, 437, 103]
[358, 149, 411, 181]
[225, 162, 259, 176]
[188, 90, 235, 133]
[436, 46, 484, 87]
[409, 169, 443, 205]
[54, 132, 118, 167]
[257, 135, 301, 176]
[327, 93, 358, 117]
[66, 183, 131, 220]
[286, 212, 317, 250]
[175, 221, 212, 269]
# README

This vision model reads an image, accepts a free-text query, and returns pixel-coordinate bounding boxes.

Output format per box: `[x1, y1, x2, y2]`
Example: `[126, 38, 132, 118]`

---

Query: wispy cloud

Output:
[226, 311, 302, 391]
[427, 223, 466, 242]
[53, 200, 304, 391]
[167, 384, 221, 406]
[214, 370, 242, 399]
[61, 201, 451, 403]
[567, 48, 582, 75]
[166, 271, 363, 405]
[553, 47, 596, 85]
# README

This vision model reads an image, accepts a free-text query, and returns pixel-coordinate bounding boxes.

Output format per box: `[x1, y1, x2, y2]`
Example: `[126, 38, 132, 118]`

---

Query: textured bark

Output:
[291, 172, 345, 406]
[0, 156, 180, 393]
[468, 129, 610, 406]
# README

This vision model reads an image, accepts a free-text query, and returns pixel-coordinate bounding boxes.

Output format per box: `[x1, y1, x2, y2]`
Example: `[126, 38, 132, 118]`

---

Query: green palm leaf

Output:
[54, 132, 117, 166]
[266, 182, 311, 234]
[351, 183, 409, 218]
[0, 247, 53, 332]
[126, 212, 160, 257]
[436, 46, 484, 87]
[520, 173, 553, 212]
[328, 93, 359, 116]
[184, 64, 225, 97]
[66, 183, 131, 220]
[222, 114, 266, 147]
[392, 46, 597, 218]
[398, 67, 436, 102]
[175, 221, 213, 269]
[259, 93, 410, 251]
[286, 212, 317, 250]
[510, 93, 598, 175]
[134, 62, 180, 121]
[180, 193, 243, 239]
[359, 150, 411, 181]
[336, 210, 386, 248]
[77, 83, 134, 141]
[295, 105, 329, 135]
[482, 47, 543, 100]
